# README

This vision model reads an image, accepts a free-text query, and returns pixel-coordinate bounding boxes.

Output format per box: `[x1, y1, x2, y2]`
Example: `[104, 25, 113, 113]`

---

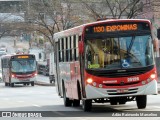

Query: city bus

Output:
[53, 19, 158, 111]
[1, 54, 37, 87]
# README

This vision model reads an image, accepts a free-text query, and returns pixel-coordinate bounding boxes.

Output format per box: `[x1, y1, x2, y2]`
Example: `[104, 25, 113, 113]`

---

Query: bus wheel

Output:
[10, 83, 14, 87]
[63, 85, 72, 107]
[31, 82, 34, 86]
[82, 99, 92, 112]
[136, 95, 147, 109]
[5, 82, 8, 86]
[110, 101, 118, 105]
[73, 99, 80, 107]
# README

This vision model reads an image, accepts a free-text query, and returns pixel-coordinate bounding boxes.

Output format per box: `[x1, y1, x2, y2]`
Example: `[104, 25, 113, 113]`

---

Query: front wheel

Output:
[10, 83, 14, 87]
[73, 99, 80, 107]
[82, 99, 92, 112]
[136, 95, 147, 109]
[31, 82, 34, 86]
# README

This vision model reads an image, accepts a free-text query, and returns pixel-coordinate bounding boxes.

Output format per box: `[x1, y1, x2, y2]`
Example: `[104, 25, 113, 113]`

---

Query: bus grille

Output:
[104, 81, 140, 86]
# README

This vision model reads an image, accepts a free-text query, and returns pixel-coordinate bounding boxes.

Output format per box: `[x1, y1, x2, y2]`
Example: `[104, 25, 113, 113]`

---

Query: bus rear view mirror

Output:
[153, 38, 159, 52]
[78, 41, 84, 54]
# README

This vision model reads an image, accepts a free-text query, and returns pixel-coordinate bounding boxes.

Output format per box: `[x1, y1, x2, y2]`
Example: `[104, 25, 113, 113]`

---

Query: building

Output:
[136, 0, 160, 56]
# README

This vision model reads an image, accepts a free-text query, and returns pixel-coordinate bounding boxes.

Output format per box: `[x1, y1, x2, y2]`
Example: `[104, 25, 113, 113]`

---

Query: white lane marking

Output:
[33, 104, 41, 107]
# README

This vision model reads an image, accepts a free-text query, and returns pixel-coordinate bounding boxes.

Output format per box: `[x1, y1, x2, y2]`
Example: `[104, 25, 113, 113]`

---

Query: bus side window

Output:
[75, 35, 79, 60]
[69, 36, 72, 61]
[66, 37, 69, 62]
[58, 39, 61, 62]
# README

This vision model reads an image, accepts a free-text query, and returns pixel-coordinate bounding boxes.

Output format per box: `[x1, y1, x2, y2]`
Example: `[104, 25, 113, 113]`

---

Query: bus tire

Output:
[136, 95, 147, 109]
[82, 99, 92, 112]
[73, 99, 80, 107]
[10, 83, 14, 87]
[73, 82, 81, 107]
[63, 83, 72, 107]
[31, 82, 34, 86]
[5, 82, 8, 86]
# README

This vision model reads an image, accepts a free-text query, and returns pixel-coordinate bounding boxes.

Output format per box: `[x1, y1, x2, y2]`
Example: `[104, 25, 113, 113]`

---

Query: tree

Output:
[23, 0, 83, 48]
[80, 0, 151, 20]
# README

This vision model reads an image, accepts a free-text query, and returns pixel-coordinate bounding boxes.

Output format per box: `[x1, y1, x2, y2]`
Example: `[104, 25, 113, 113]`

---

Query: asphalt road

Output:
[0, 81, 159, 114]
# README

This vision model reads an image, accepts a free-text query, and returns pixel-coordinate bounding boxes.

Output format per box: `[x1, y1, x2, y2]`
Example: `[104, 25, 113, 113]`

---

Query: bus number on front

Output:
[93, 26, 105, 33]
[127, 77, 139, 82]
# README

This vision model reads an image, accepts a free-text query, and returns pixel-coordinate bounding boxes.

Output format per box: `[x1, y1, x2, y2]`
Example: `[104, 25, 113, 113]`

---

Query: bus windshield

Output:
[11, 59, 37, 73]
[85, 35, 154, 70]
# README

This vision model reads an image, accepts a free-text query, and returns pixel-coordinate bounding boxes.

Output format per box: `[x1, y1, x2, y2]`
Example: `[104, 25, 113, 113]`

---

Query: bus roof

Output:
[53, 19, 151, 41]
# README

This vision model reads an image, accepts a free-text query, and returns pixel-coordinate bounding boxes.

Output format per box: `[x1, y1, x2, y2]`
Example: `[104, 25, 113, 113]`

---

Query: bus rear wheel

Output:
[63, 85, 72, 107]
[136, 95, 147, 109]
[5, 82, 9, 86]
[10, 83, 14, 87]
[82, 99, 92, 112]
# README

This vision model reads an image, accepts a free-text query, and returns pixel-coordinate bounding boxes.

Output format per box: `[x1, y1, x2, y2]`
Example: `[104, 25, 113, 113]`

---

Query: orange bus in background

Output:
[1, 54, 37, 87]
[54, 19, 158, 111]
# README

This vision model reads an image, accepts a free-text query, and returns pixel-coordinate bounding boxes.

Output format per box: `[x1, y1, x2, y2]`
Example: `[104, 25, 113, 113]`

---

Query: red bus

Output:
[53, 19, 158, 111]
[1, 54, 37, 87]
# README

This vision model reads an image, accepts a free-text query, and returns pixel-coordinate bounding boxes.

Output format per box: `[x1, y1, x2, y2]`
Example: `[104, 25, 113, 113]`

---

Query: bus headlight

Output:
[87, 78, 93, 84]
[34, 73, 37, 76]
[150, 73, 156, 79]
[11, 74, 15, 78]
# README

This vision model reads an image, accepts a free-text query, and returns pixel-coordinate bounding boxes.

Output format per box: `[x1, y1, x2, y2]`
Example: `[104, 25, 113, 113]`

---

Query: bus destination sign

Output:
[93, 24, 137, 33]
[85, 22, 150, 34]
[17, 56, 29, 59]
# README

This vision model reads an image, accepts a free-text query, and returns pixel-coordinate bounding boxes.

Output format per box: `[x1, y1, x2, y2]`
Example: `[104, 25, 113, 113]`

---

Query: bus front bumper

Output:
[11, 77, 36, 83]
[85, 80, 158, 99]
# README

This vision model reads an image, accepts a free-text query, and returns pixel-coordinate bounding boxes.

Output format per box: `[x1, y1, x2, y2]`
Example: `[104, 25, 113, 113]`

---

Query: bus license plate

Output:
[117, 89, 128, 93]
[23, 79, 29, 81]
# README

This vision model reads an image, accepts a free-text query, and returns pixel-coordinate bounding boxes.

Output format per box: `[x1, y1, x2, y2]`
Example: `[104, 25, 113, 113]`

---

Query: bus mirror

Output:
[78, 41, 84, 54]
[153, 38, 159, 52]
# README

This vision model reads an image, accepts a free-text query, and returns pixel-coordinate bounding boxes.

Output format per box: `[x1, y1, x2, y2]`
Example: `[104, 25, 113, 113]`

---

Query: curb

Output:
[35, 81, 55, 86]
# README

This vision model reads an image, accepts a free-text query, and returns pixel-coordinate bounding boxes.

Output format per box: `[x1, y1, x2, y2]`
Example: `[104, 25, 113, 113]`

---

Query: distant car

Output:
[0, 51, 7, 57]
[0, 47, 7, 52]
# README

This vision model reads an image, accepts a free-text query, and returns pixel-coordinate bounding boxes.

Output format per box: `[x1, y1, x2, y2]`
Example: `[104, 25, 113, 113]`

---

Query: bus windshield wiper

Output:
[127, 36, 135, 54]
